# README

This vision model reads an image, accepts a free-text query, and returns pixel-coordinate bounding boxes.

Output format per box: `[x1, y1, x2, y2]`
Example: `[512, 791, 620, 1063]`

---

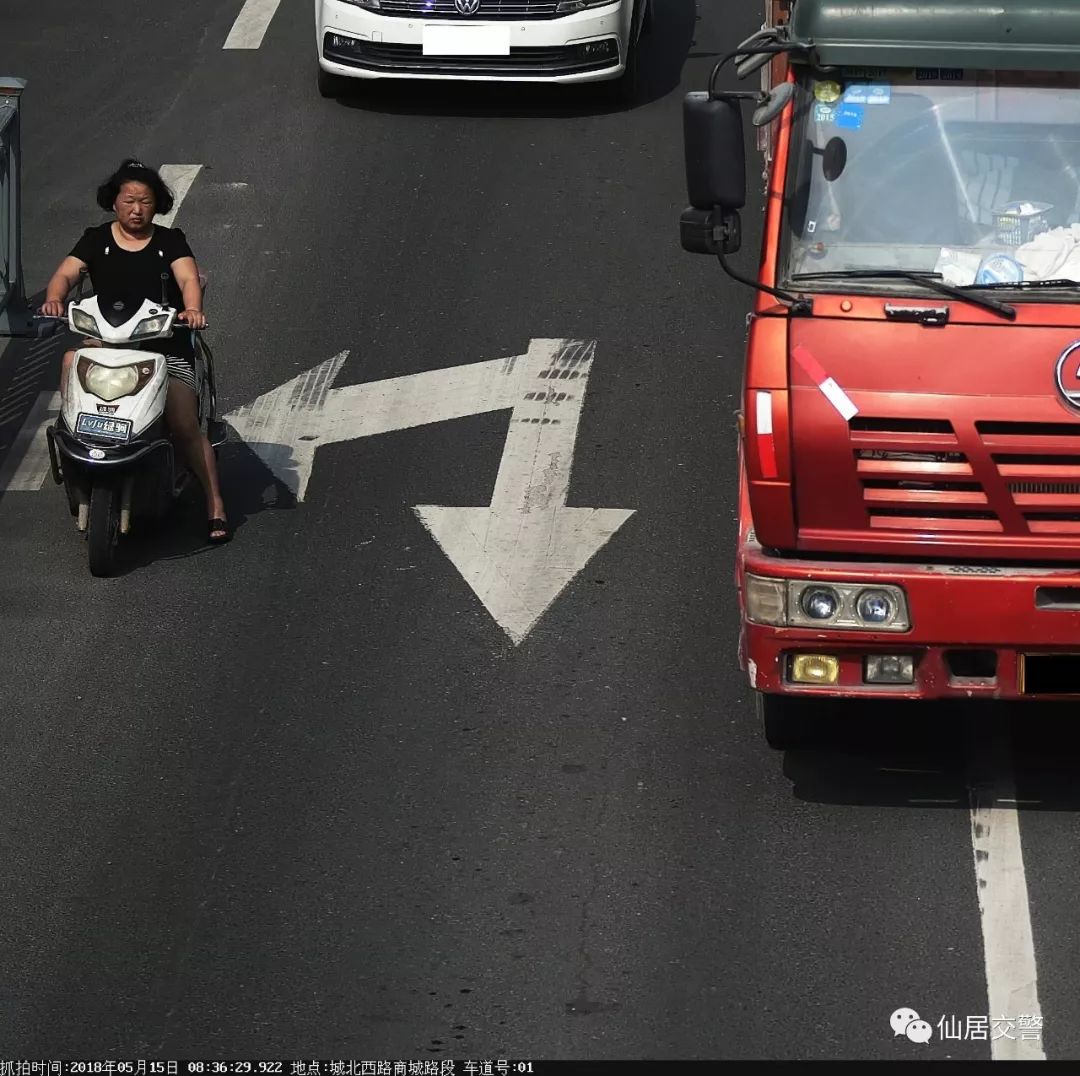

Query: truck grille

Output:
[375, 0, 561, 18]
[851, 417, 1080, 536]
[979, 420, 1080, 535]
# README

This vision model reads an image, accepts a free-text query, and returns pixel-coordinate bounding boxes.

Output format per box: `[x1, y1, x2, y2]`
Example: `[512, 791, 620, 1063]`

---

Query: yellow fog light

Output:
[790, 654, 840, 685]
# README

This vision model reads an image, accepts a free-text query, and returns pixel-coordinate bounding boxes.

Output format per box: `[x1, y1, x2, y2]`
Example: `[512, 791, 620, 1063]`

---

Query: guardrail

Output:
[0, 77, 29, 336]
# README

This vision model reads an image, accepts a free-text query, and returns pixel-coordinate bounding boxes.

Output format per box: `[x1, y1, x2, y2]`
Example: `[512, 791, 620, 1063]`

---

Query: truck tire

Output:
[757, 692, 819, 750]
[87, 484, 119, 578]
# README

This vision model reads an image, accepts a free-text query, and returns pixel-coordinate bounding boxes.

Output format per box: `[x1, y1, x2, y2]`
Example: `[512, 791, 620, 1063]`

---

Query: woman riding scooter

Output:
[40, 158, 229, 544]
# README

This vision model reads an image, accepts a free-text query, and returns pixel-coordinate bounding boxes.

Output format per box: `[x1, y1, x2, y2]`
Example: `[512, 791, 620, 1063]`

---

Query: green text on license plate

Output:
[75, 413, 133, 442]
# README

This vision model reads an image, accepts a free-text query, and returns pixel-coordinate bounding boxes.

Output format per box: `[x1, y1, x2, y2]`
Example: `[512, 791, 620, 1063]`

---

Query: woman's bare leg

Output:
[164, 379, 227, 538]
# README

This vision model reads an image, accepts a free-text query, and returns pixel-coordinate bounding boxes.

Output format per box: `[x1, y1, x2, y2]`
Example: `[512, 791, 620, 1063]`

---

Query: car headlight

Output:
[746, 575, 910, 631]
[130, 314, 172, 340]
[338, 0, 380, 8]
[70, 308, 100, 336]
[77, 360, 142, 402]
[556, 1, 614, 10]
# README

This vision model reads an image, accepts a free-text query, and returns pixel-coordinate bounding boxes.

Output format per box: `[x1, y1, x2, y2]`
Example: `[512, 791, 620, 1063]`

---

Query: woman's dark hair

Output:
[96, 158, 175, 215]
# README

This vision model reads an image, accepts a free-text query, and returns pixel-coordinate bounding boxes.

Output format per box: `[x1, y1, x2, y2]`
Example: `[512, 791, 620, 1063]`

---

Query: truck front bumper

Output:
[741, 542, 1080, 701]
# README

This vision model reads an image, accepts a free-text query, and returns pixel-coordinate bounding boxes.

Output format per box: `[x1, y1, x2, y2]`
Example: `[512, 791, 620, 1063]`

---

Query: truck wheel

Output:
[757, 692, 819, 750]
[318, 66, 349, 99]
[87, 484, 120, 578]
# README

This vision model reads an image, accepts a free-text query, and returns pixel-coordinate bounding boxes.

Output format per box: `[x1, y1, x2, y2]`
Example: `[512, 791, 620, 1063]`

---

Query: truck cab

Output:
[682, 1, 1080, 746]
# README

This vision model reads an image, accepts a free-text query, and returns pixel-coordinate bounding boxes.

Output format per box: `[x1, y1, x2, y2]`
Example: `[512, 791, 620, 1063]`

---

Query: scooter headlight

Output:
[77, 359, 144, 402]
[130, 314, 172, 341]
[70, 308, 100, 336]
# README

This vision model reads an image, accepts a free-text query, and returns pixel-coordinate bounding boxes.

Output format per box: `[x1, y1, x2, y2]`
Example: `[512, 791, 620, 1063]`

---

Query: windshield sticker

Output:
[844, 83, 891, 105]
[842, 67, 888, 80]
[814, 80, 843, 104]
[835, 103, 865, 131]
[813, 102, 837, 125]
[916, 68, 965, 81]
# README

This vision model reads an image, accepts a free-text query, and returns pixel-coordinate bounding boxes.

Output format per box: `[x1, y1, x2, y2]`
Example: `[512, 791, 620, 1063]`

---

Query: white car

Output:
[315, 0, 652, 100]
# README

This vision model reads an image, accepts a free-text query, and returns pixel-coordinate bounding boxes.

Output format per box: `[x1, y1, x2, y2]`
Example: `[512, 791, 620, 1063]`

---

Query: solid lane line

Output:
[156, 165, 203, 229]
[0, 392, 61, 492]
[223, 0, 283, 49]
[969, 731, 1045, 1061]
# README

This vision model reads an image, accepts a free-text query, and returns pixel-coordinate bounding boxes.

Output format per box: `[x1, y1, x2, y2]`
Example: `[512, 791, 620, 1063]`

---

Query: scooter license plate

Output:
[75, 413, 133, 442]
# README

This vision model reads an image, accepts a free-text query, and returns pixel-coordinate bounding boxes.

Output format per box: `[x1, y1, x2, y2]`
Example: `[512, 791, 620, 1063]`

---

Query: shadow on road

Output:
[330, 0, 698, 119]
[106, 437, 298, 575]
[774, 699, 1080, 812]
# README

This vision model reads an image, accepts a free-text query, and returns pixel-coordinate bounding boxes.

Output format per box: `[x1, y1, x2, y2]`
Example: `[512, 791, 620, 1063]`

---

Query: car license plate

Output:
[423, 24, 511, 56]
[75, 412, 133, 442]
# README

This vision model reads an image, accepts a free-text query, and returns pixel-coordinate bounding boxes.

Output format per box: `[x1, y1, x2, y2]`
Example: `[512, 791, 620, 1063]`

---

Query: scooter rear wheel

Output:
[87, 484, 120, 577]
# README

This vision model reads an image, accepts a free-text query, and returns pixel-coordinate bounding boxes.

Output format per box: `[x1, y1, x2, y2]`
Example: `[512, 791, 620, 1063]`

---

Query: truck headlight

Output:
[799, 586, 840, 622]
[746, 575, 910, 632]
[856, 589, 896, 626]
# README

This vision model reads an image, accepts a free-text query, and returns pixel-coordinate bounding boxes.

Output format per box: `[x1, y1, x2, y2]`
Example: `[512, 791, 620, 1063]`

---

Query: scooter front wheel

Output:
[87, 484, 120, 577]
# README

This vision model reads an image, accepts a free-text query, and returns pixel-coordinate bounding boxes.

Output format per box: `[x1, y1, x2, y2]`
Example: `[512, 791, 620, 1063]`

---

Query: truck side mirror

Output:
[683, 91, 746, 213]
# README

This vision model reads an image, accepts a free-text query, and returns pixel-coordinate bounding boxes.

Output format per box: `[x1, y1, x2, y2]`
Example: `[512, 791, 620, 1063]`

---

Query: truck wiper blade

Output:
[791, 269, 1016, 320]
[963, 277, 1080, 291]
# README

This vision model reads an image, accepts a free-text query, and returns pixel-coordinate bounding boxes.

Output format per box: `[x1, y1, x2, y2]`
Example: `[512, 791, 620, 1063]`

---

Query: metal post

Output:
[0, 77, 30, 336]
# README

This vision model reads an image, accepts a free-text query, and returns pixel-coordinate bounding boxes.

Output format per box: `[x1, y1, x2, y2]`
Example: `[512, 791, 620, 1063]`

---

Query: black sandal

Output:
[208, 517, 231, 544]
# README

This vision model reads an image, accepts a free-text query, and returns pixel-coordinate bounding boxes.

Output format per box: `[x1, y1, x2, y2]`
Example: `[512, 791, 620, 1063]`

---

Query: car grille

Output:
[851, 416, 1080, 536]
[323, 35, 619, 75]
[375, 0, 561, 18]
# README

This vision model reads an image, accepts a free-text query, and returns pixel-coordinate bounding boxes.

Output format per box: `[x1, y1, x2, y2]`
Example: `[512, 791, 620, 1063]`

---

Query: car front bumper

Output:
[316, 0, 627, 82]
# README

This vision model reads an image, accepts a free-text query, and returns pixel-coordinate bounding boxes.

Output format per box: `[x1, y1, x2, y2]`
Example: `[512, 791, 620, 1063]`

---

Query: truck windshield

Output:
[782, 68, 1080, 291]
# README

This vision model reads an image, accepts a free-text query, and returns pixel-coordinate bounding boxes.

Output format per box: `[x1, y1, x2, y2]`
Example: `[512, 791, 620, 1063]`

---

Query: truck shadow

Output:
[777, 699, 1080, 811]
[331, 0, 697, 118]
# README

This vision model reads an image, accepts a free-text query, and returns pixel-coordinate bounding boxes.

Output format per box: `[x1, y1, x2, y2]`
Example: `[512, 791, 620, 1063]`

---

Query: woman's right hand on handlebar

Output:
[39, 300, 66, 318]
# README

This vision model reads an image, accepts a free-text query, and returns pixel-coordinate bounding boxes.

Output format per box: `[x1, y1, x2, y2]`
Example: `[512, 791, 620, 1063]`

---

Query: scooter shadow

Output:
[330, 0, 698, 119]
[109, 437, 297, 575]
[776, 698, 1080, 813]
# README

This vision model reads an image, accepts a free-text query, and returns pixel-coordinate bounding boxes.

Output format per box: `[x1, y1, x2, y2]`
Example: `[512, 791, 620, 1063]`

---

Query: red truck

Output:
[682, 0, 1080, 746]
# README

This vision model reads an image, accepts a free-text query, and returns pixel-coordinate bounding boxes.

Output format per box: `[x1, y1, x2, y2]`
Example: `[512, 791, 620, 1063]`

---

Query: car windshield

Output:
[782, 67, 1080, 290]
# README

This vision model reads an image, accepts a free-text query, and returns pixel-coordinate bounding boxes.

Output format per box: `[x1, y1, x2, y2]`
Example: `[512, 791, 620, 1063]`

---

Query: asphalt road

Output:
[2, 0, 1079, 1062]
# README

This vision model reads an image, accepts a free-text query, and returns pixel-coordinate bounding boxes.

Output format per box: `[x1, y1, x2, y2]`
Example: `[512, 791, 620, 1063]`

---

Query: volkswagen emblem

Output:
[455, 0, 481, 13]
[1055, 340, 1080, 414]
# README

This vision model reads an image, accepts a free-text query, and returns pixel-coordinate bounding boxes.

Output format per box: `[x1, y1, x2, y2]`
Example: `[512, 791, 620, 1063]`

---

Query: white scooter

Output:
[44, 292, 223, 576]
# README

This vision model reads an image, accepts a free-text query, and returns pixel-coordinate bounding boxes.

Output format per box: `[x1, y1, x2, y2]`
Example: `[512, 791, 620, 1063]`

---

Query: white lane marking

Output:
[223, 0, 283, 49]
[227, 339, 635, 644]
[416, 340, 634, 644]
[227, 349, 518, 503]
[0, 392, 61, 492]
[156, 165, 203, 229]
[969, 732, 1045, 1061]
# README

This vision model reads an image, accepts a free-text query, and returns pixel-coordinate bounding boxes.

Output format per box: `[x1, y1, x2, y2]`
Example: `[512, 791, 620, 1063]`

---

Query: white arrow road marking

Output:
[416, 339, 634, 644]
[0, 392, 61, 492]
[226, 339, 634, 643]
[223, 0, 283, 49]
[969, 733, 1045, 1061]
[156, 165, 203, 229]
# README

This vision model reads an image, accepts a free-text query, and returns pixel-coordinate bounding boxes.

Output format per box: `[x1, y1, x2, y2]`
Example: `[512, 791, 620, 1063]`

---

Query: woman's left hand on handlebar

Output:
[178, 308, 207, 330]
